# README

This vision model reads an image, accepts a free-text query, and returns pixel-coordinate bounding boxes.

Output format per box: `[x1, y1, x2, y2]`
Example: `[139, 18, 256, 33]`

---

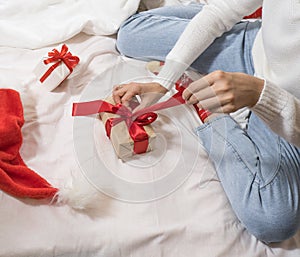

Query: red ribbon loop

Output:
[135, 112, 157, 126]
[72, 99, 161, 154]
[40, 44, 80, 83]
[106, 105, 158, 153]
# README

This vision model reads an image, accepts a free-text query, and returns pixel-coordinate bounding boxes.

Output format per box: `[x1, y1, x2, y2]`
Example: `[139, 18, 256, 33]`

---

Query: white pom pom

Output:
[55, 173, 103, 210]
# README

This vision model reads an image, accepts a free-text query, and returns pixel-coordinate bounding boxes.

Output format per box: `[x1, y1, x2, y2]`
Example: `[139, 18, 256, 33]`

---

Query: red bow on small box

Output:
[72, 90, 186, 155]
[40, 44, 80, 83]
[105, 104, 158, 154]
[72, 100, 158, 154]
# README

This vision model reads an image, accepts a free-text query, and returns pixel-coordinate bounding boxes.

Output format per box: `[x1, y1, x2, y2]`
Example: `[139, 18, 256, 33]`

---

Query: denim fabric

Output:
[117, 3, 261, 75]
[196, 114, 300, 243]
[116, 3, 300, 243]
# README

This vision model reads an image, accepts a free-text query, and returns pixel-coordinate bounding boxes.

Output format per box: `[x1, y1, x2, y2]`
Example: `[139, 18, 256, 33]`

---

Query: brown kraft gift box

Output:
[99, 96, 156, 160]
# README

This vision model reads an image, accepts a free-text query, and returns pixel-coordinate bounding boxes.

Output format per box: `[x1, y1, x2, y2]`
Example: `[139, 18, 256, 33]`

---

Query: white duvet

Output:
[1, 1, 300, 257]
[0, 0, 140, 49]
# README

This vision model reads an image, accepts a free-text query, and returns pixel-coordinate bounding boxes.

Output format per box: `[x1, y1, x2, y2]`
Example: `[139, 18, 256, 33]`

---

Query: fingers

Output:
[182, 77, 210, 103]
[182, 71, 236, 113]
[112, 84, 124, 104]
[196, 96, 226, 113]
[112, 83, 141, 105]
[121, 90, 138, 107]
[182, 76, 217, 106]
[185, 85, 216, 105]
[112, 82, 167, 109]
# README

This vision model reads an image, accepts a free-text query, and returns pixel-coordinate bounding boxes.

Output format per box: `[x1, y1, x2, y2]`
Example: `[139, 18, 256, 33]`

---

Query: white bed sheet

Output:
[0, 32, 299, 257]
[1, 2, 300, 257]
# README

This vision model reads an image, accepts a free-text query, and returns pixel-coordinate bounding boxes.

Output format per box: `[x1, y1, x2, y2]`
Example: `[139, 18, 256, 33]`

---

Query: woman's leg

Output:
[196, 113, 300, 243]
[116, 4, 261, 75]
[117, 4, 204, 61]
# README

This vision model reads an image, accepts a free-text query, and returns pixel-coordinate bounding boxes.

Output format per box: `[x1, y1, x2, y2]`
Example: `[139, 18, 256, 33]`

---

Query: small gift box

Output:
[99, 96, 156, 160]
[72, 88, 186, 160]
[33, 44, 80, 91]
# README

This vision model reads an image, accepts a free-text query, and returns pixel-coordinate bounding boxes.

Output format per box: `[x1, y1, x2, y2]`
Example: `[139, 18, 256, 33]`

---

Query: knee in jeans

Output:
[116, 23, 132, 55]
[241, 209, 299, 243]
[116, 15, 142, 56]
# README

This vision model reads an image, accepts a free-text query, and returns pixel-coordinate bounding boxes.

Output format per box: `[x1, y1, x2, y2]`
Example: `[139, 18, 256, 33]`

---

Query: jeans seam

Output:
[195, 115, 228, 132]
[243, 20, 261, 75]
[128, 12, 192, 24]
[198, 117, 283, 189]
[202, 122, 261, 186]
[243, 21, 254, 75]
[259, 140, 283, 191]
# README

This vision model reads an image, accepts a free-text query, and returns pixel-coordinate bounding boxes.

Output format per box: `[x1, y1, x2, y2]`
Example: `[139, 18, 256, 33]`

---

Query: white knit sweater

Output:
[155, 0, 300, 147]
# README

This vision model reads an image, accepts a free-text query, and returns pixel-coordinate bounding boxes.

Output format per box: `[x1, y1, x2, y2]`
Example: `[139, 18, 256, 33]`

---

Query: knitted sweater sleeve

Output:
[154, 0, 262, 89]
[252, 80, 300, 147]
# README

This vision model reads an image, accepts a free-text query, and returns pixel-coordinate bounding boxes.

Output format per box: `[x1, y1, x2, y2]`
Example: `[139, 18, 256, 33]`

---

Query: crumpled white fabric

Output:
[0, 0, 140, 49]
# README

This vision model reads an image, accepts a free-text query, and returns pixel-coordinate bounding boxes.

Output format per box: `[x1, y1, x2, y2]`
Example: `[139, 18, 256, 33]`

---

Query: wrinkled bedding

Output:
[0, 1, 300, 257]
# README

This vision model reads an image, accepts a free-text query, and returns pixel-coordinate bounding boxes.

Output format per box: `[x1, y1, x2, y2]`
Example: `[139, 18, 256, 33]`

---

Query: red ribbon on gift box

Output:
[106, 104, 157, 154]
[40, 44, 80, 83]
[72, 89, 186, 154]
[175, 74, 211, 122]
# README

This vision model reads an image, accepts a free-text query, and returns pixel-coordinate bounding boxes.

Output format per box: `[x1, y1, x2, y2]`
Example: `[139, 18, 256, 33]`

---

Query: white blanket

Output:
[0, 0, 140, 49]
[1, 1, 300, 257]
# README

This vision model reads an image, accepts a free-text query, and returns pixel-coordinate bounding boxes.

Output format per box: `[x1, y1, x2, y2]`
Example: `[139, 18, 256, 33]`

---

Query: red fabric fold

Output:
[0, 89, 58, 199]
[244, 7, 262, 19]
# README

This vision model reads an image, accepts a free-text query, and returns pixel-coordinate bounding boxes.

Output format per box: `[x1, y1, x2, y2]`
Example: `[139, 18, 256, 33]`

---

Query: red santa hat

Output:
[0, 88, 100, 209]
[0, 89, 58, 200]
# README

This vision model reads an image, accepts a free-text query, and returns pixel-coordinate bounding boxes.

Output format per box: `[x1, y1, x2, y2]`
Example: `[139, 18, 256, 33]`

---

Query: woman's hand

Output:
[182, 70, 264, 113]
[113, 82, 168, 110]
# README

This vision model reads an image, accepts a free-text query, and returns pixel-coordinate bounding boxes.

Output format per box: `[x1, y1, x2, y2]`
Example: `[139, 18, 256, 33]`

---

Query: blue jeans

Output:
[197, 114, 300, 243]
[117, 3, 260, 75]
[116, 4, 300, 242]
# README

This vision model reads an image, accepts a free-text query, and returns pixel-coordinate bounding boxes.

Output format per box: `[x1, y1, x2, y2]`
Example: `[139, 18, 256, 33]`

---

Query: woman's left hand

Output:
[182, 70, 264, 113]
[112, 81, 168, 111]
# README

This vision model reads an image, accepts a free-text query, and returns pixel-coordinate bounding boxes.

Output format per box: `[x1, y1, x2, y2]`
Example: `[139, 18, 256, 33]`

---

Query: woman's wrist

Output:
[250, 77, 265, 107]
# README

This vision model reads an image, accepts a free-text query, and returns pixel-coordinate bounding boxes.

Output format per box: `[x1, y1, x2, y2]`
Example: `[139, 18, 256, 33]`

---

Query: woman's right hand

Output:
[113, 81, 168, 111]
[183, 70, 264, 113]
